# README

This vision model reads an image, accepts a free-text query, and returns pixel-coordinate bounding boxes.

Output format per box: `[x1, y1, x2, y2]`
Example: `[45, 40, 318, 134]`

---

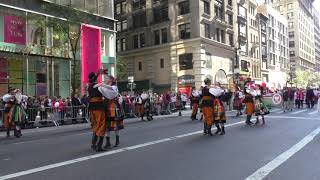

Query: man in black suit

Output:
[71, 93, 81, 124]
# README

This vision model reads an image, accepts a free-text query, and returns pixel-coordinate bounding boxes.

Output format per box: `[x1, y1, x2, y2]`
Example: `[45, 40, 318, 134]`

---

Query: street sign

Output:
[128, 76, 134, 83]
[272, 93, 282, 105]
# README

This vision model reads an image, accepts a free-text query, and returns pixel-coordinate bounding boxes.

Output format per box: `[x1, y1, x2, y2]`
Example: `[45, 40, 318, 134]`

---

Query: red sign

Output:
[81, 25, 102, 93]
[4, 15, 26, 45]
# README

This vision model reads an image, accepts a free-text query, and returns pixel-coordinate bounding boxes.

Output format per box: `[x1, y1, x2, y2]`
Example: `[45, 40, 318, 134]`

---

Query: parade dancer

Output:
[210, 83, 226, 135]
[190, 89, 200, 121]
[253, 85, 267, 125]
[201, 78, 214, 136]
[102, 75, 124, 148]
[3, 88, 28, 138]
[243, 89, 255, 125]
[88, 71, 117, 152]
[144, 95, 154, 121]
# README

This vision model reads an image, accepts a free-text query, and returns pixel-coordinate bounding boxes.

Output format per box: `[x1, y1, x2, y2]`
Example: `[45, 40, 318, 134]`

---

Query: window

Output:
[206, 53, 212, 69]
[179, 53, 193, 70]
[138, 61, 142, 71]
[289, 31, 294, 37]
[228, 33, 233, 46]
[289, 51, 295, 57]
[121, 38, 126, 51]
[133, 0, 146, 10]
[241, 60, 250, 72]
[221, 30, 225, 43]
[228, 14, 233, 25]
[287, 12, 293, 19]
[287, 3, 293, 10]
[116, 22, 121, 31]
[179, 23, 191, 39]
[133, 34, 139, 49]
[204, 23, 210, 38]
[216, 28, 220, 42]
[121, 1, 127, 14]
[116, 39, 121, 52]
[288, 22, 294, 28]
[116, 3, 121, 15]
[289, 41, 295, 47]
[160, 59, 164, 68]
[133, 12, 147, 28]
[215, 0, 224, 20]
[228, 0, 232, 6]
[140, 33, 145, 47]
[153, 5, 169, 23]
[161, 28, 168, 43]
[154, 30, 160, 45]
[178, 0, 190, 15]
[204, 1, 210, 15]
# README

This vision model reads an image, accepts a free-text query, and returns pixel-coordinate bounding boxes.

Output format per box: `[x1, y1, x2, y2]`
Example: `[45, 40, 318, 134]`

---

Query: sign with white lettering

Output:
[4, 15, 26, 45]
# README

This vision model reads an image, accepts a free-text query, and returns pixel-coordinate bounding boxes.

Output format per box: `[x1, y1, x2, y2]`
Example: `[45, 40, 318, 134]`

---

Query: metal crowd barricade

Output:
[0, 108, 4, 129]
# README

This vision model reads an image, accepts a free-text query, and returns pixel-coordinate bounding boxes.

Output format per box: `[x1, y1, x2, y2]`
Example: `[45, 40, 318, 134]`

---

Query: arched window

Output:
[215, 69, 228, 85]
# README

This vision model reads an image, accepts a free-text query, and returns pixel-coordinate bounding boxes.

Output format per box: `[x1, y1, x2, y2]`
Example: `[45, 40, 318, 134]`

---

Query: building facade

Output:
[257, 4, 289, 89]
[0, 0, 116, 97]
[115, 0, 236, 93]
[274, 0, 315, 71]
[313, 7, 320, 71]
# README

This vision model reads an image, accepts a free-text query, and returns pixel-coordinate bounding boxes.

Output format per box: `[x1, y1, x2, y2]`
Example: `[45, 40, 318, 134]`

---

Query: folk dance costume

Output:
[2, 89, 28, 138]
[144, 96, 154, 121]
[233, 90, 243, 116]
[243, 91, 255, 125]
[190, 90, 200, 120]
[201, 78, 214, 136]
[210, 87, 226, 135]
[88, 72, 118, 152]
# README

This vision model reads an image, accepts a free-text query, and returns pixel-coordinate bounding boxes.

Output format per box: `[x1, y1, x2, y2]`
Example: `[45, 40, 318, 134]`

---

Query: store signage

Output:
[4, 15, 26, 45]
[178, 75, 195, 85]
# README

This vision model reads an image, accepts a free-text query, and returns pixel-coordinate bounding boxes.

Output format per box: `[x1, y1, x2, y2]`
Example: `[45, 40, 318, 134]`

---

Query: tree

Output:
[32, 3, 88, 94]
[294, 68, 320, 88]
[116, 57, 127, 81]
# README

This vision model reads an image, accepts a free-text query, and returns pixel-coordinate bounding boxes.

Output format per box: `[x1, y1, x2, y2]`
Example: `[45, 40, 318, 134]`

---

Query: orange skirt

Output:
[4, 112, 11, 129]
[202, 107, 213, 126]
[245, 102, 255, 115]
[90, 109, 106, 137]
[192, 103, 199, 116]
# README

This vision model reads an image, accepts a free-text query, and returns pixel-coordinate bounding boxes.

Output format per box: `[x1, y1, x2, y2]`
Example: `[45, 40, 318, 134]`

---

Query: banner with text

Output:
[4, 15, 26, 45]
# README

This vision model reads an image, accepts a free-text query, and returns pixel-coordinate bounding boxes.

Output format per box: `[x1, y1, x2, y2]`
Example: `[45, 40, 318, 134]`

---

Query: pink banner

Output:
[81, 25, 101, 93]
[4, 15, 26, 45]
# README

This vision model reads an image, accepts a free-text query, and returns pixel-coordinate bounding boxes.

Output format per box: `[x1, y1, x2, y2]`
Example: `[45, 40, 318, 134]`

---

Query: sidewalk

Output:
[0, 110, 193, 138]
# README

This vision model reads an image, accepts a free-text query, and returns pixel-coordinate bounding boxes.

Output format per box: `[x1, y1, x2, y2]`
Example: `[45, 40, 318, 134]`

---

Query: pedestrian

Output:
[211, 83, 226, 135]
[306, 87, 315, 109]
[190, 89, 200, 120]
[135, 93, 144, 121]
[176, 91, 182, 116]
[201, 78, 214, 136]
[296, 89, 304, 109]
[72, 93, 82, 124]
[282, 87, 289, 112]
[233, 88, 243, 117]
[288, 87, 295, 111]
[103, 75, 124, 148]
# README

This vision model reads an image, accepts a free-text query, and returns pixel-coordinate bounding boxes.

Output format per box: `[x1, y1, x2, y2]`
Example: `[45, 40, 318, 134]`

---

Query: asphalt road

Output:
[1, 108, 320, 180]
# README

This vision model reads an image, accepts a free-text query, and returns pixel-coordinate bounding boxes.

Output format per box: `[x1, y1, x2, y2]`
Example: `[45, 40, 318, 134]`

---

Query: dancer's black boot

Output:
[246, 115, 253, 125]
[91, 133, 98, 150]
[214, 123, 221, 135]
[262, 116, 265, 125]
[6, 127, 10, 138]
[207, 125, 213, 136]
[220, 124, 225, 135]
[96, 137, 105, 152]
[104, 136, 111, 149]
[203, 123, 208, 135]
[114, 136, 120, 147]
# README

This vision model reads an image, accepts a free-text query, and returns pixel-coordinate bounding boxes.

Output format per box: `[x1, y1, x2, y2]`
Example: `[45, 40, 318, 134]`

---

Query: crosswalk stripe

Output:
[271, 109, 282, 113]
[290, 109, 307, 115]
[308, 111, 318, 115]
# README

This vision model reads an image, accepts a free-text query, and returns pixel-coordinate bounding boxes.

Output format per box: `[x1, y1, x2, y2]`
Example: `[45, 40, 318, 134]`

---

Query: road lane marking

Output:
[0, 121, 244, 180]
[245, 125, 320, 180]
[308, 111, 318, 115]
[290, 109, 307, 115]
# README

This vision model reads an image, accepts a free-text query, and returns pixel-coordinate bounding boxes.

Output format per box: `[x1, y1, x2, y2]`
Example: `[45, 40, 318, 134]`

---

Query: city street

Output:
[1, 109, 320, 180]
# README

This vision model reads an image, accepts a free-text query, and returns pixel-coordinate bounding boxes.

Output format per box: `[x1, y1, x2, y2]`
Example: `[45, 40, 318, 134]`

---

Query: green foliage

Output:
[116, 57, 127, 81]
[294, 69, 320, 88]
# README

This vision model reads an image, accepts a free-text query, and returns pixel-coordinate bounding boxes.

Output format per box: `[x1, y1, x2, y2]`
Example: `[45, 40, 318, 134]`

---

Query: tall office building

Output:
[313, 7, 320, 71]
[115, 0, 237, 93]
[274, 0, 315, 71]
[257, 4, 289, 89]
